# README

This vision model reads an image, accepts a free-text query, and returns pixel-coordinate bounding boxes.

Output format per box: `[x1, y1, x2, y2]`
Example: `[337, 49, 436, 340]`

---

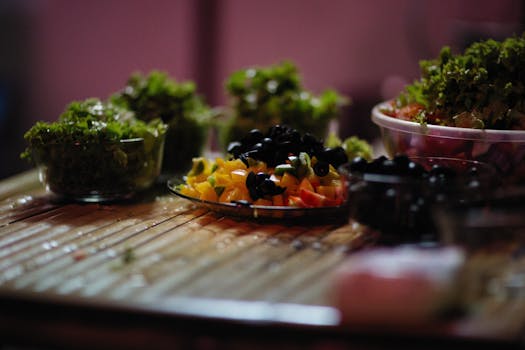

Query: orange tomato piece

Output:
[287, 195, 306, 207]
[272, 194, 285, 206]
[280, 172, 299, 193]
[299, 189, 326, 207]
[231, 169, 248, 184]
[317, 185, 336, 200]
[298, 177, 315, 193]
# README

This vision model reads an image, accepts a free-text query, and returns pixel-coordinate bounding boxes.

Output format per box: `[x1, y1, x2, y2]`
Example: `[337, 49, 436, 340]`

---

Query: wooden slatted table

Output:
[0, 170, 523, 349]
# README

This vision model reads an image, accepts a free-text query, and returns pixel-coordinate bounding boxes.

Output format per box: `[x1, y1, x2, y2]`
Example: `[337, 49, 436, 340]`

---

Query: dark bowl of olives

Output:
[340, 155, 499, 244]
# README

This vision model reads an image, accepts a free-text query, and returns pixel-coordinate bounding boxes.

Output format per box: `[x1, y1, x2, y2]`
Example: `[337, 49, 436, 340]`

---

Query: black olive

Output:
[289, 130, 301, 143]
[273, 149, 290, 167]
[349, 156, 368, 173]
[427, 174, 449, 188]
[367, 156, 386, 174]
[301, 133, 318, 146]
[259, 178, 276, 194]
[385, 187, 397, 198]
[467, 179, 480, 189]
[379, 159, 397, 175]
[468, 166, 479, 177]
[239, 154, 250, 167]
[256, 172, 269, 185]
[244, 129, 264, 146]
[268, 125, 286, 139]
[393, 154, 410, 168]
[278, 140, 292, 150]
[319, 147, 348, 167]
[407, 161, 425, 177]
[313, 161, 329, 177]
[243, 149, 260, 159]
[332, 147, 349, 167]
[393, 154, 411, 174]
[430, 165, 456, 179]
[375, 155, 388, 163]
[273, 185, 286, 195]
[249, 187, 259, 200]
[252, 142, 264, 151]
[261, 138, 276, 153]
[227, 141, 242, 155]
[246, 171, 256, 189]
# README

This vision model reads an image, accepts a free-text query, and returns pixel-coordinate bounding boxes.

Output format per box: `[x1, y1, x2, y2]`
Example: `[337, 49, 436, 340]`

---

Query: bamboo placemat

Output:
[0, 182, 376, 322]
[0, 173, 524, 347]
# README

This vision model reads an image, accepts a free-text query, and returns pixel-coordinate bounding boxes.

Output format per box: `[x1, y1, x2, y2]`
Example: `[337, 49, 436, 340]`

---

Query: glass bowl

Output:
[340, 156, 498, 244]
[371, 102, 525, 184]
[33, 136, 165, 202]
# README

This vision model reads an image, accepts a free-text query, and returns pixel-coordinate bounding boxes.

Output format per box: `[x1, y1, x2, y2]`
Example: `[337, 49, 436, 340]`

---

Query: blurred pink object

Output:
[332, 246, 465, 326]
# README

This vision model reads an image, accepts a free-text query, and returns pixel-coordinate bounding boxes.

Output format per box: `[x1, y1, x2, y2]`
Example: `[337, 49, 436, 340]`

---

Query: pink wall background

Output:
[1, 0, 522, 178]
[27, 0, 197, 124]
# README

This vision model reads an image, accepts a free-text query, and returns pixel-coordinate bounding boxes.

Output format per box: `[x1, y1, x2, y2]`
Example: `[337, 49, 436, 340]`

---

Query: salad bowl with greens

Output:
[111, 71, 212, 174]
[22, 98, 167, 202]
[374, 34, 525, 183]
[221, 61, 349, 148]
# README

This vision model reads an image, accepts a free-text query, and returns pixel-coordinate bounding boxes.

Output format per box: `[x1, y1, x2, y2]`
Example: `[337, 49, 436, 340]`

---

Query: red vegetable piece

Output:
[288, 195, 307, 208]
[299, 189, 327, 207]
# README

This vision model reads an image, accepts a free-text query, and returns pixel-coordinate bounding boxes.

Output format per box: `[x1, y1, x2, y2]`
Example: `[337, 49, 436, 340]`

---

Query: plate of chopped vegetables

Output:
[167, 125, 369, 220]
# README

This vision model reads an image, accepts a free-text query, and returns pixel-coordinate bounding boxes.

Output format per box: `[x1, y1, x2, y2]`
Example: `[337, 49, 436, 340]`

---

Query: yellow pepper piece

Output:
[195, 181, 218, 202]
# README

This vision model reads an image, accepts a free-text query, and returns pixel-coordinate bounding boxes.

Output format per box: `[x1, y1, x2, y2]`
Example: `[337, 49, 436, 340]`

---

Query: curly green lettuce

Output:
[21, 98, 167, 198]
[223, 61, 349, 145]
[111, 70, 211, 173]
[396, 34, 525, 130]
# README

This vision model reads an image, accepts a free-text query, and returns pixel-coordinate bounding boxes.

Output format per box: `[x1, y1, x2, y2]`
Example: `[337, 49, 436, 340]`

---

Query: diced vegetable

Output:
[178, 155, 346, 208]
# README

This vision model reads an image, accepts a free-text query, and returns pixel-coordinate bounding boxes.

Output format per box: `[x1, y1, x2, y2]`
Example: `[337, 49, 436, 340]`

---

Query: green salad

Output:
[392, 34, 525, 130]
[222, 61, 349, 146]
[111, 70, 212, 173]
[22, 98, 167, 200]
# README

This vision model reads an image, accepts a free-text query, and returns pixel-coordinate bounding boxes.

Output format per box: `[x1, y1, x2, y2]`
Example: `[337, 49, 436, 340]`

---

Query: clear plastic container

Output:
[372, 102, 525, 184]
